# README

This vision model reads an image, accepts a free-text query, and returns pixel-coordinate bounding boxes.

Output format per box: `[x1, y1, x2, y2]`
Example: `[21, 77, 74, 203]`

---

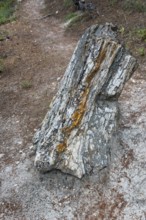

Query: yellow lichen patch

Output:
[57, 39, 117, 153]
[63, 88, 89, 134]
[56, 142, 67, 153]
[86, 41, 108, 84]
[72, 87, 89, 121]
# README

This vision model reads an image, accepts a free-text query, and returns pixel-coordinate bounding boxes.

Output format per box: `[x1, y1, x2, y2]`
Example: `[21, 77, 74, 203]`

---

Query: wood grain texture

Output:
[33, 23, 137, 178]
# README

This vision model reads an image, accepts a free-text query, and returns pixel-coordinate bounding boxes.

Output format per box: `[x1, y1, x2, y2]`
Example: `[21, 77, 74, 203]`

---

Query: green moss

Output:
[0, 0, 16, 25]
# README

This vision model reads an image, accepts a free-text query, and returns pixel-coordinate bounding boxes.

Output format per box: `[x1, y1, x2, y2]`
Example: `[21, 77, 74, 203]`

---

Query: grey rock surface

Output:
[34, 23, 137, 178]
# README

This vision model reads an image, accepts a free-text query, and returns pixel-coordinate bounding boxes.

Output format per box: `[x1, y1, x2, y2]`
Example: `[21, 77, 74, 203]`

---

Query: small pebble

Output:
[0, 154, 4, 159]
[29, 145, 34, 150]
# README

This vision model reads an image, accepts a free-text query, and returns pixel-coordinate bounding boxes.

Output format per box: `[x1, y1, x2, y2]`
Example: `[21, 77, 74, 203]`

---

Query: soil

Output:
[0, 0, 146, 219]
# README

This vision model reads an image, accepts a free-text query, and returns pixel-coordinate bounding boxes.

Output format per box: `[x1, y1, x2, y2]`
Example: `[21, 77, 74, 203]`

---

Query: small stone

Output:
[17, 140, 22, 145]
[29, 145, 34, 150]
[93, 213, 97, 216]
[21, 153, 26, 159]
[28, 145, 36, 157]
[0, 154, 4, 159]
[0, 213, 4, 218]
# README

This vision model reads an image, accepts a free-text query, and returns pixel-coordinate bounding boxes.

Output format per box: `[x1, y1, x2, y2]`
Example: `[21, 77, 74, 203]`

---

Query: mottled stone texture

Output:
[33, 24, 137, 178]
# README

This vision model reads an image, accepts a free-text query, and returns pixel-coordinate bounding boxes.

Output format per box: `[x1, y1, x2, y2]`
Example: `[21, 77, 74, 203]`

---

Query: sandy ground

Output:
[0, 0, 146, 219]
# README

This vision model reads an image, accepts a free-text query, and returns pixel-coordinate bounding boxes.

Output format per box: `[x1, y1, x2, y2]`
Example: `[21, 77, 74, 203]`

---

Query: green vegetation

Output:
[138, 47, 145, 56]
[0, 30, 8, 40]
[118, 25, 146, 59]
[63, 0, 73, 9]
[65, 12, 78, 21]
[119, 26, 125, 36]
[0, 33, 5, 41]
[109, 0, 118, 6]
[65, 12, 84, 29]
[109, 0, 146, 12]
[0, 0, 16, 25]
[21, 80, 32, 89]
[136, 28, 146, 41]
[0, 58, 4, 73]
[123, 0, 146, 12]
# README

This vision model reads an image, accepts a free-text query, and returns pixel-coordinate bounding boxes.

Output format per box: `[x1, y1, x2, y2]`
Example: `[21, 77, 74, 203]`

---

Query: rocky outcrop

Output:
[33, 23, 137, 178]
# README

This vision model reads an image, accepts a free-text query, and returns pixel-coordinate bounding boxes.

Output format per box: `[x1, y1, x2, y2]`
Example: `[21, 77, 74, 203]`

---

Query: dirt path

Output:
[0, 0, 76, 166]
[0, 0, 146, 219]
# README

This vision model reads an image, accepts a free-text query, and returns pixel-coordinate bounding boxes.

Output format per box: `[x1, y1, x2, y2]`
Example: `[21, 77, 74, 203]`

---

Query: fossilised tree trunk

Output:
[33, 23, 137, 178]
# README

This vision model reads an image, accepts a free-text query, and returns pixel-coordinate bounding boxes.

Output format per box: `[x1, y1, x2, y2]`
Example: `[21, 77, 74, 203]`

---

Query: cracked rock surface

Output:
[34, 24, 137, 178]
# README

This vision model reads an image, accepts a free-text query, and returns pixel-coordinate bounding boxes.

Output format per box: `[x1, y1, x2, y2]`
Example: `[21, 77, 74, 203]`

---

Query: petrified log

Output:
[33, 24, 137, 178]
